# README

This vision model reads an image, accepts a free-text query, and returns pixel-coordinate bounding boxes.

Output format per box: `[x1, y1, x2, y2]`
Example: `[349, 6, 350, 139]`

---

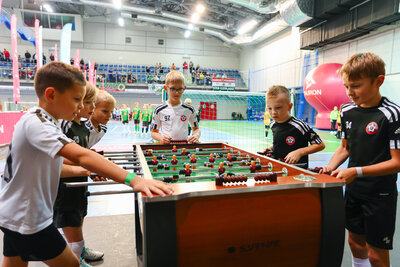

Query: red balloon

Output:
[303, 63, 350, 129]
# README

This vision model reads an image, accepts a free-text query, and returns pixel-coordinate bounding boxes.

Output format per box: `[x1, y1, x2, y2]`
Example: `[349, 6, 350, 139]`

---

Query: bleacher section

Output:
[0, 60, 246, 88]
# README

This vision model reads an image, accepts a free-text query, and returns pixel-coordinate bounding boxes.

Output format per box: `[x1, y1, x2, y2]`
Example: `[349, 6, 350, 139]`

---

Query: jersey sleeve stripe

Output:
[293, 117, 311, 131]
[182, 104, 195, 113]
[288, 120, 306, 135]
[155, 105, 168, 115]
[383, 98, 400, 122]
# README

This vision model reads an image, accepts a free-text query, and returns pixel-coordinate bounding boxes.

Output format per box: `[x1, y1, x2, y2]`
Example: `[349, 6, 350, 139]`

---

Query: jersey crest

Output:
[180, 115, 187, 122]
[286, 136, 295, 145]
[366, 122, 378, 135]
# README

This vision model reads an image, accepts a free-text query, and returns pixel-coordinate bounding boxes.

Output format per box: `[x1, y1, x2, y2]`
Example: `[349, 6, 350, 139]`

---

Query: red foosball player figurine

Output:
[226, 153, 233, 162]
[171, 154, 178, 170]
[181, 148, 187, 156]
[250, 160, 257, 173]
[172, 145, 178, 152]
[209, 153, 215, 163]
[218, 162, 226, 175]
[190, 154, 197, 169]
[151, 156, 158, 166]
[146, 149, 153, 156]
[184, 163, 192, 176]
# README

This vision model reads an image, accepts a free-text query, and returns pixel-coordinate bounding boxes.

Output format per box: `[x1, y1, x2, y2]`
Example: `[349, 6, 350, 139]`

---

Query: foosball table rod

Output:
[86, 189, 134, 196]
[159, 171, 286, 183]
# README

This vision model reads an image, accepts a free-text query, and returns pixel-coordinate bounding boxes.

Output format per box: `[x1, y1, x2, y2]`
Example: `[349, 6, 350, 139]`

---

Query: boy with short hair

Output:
[322, 52, 400, 267]
[86, 90, 116, 148]
[263, 85, 325, 167]
[151, 71, 200, 143]
[0, 62, 172, 267]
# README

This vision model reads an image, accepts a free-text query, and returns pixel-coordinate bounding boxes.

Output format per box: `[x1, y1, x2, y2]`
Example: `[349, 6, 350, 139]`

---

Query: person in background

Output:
[25, 50, 31, 63]
[264, 107, 271, 139]
[330, 106, 339, 134]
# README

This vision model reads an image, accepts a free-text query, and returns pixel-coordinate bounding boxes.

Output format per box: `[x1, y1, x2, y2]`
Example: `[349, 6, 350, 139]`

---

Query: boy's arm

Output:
[331, 149, 400, 184]
[57, 142, 173, 197]
[151, 129, 172, 143]
[188, 126, 200, 143]
[284, 142, 325, 164]
[60, 164, 90, 178]
[321, 139, 349, 174]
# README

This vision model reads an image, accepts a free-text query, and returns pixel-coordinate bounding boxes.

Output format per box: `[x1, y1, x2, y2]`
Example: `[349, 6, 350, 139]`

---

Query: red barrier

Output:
[0, 112, 25, 144]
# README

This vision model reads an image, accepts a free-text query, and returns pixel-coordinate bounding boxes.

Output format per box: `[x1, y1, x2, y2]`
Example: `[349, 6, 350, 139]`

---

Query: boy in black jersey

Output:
[263, 85, 325, 168]
[322, 52, 400, 267]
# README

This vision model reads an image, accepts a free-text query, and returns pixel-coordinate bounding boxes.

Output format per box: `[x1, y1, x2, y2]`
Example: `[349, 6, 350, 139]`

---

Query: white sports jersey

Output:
[85, 119, 107, 148]
[0, 107, 72, 234]
[151, 101, 198, 140]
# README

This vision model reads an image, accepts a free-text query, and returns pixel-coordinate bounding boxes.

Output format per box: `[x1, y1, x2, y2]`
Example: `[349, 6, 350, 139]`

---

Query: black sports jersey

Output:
[270, 116, 322, 168]
[60, 120, 89, 148]
[341, 97, 400, 198]
[55, 120, 90, 212]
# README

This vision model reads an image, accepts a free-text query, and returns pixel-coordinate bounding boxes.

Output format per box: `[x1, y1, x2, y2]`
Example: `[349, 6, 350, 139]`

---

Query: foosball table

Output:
[103, 142, 345, 267]
[68, 142, 345, 267]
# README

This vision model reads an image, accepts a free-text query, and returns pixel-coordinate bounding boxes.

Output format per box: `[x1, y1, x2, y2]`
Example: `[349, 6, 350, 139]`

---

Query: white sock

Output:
[69, 240, 85, 259]
[58, 228, 66, 241]
[352, 256, 371, 267]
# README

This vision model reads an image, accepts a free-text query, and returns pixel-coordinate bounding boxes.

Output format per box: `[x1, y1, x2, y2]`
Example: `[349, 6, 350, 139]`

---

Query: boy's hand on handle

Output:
[90, 174, 107, 181]
[130, 176, 174, 198]
[161, 135, 172, 144]
[331, 167, 357, 184]
[319, 165, 334, 175]
[284, 150, 302, 164]
[188, 135, 199, 143]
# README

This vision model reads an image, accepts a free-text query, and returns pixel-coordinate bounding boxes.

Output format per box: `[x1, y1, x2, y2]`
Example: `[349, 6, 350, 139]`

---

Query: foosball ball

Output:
[120, 142, 344, 267]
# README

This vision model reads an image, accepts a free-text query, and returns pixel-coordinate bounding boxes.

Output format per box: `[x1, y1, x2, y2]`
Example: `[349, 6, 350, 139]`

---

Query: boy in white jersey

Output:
[151, 71, 200, 143]
[0, 62, 172, 267]
[86, 90, 116, 148]
[322, 52, 400, 267]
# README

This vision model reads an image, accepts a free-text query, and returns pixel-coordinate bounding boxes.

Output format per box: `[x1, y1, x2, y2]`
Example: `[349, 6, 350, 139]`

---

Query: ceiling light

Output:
[191, 13, 200, 24]
[113, 0, 122, 9]
[184, 30, 191, 38]
[188, 24, 194, 30]
[196, 4, 205, 14]
[237, 19, 258, 35]
[43, 4, 53, 13]
[118, 17, 125, 27]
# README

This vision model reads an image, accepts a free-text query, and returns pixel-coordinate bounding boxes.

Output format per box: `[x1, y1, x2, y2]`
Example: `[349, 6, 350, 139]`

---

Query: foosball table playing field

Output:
[67, 142, 346, 267]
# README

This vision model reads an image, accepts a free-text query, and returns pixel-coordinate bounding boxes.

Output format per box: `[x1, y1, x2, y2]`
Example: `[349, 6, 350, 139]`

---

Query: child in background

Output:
[120, 104, 130, 134]
[141, 105, 150, 135]
[132, 102, 141, 134]
[321, 52, 400, 267]
[264, 85, 325, 168]
[264, 106, 271, 139]
[184, 98, 194, 135]
[151, 71, 200, 143]
[86, 90, 116, 148]
[55, 82, 103, 266]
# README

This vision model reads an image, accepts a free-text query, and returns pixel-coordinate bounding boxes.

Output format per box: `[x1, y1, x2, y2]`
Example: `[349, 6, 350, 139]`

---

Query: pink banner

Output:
[34, 19, 41, 70]
[84, 70, 87, 81]
[54, 43, 58, 62]
[73, 49, 80, 69]
[89, 61, 95, 84]
[0, 112, 25, 144]
[11, 15, 20, 104]
[0, 0, 3, 21]
[102, 77, 105, 90]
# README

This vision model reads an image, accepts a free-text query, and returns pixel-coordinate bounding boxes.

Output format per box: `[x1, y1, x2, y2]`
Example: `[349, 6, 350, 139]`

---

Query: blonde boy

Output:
[264, 85, 325, 167]
[322, 52, 400, 267]
[151, 71, 200, 143]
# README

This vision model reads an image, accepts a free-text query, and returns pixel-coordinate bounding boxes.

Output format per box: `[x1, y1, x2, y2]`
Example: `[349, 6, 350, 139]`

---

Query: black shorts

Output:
[345, 190, 397, 250]
[134, 119, 140, 124]
[1, 224, 66, 261]
[53, 209, 87, 228]
[122, 120, 129, 124]
[265, 125, 270, 130]
[142, 121, 149, 127]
